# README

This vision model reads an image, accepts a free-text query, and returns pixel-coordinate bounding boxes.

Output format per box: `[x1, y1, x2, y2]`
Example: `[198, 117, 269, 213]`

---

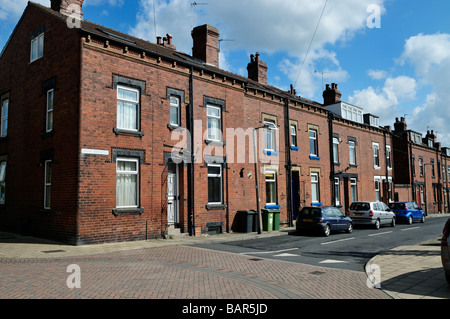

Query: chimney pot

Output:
[322, 82, 341, 106]
[247, 52, 268, 84]
[51, 0, 84, 19]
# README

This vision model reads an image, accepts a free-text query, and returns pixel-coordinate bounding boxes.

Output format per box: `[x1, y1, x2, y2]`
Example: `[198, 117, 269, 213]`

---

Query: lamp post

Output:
[253, 124, 270, 234]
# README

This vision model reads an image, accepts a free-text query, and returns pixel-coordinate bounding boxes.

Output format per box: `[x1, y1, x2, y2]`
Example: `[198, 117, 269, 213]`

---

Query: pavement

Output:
[0, 218, 450, 300]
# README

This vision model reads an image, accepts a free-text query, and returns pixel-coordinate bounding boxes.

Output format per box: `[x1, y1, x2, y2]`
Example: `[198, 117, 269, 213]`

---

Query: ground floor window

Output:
[311, 172, 320, 204]
[116, 158, 139, 208]
[374, 179, 381, 201]
[265, 170, 277, 205]
[208, 164, 223, 204]
[0, 161, 6, 205]
[44, 160, 52, 209]
[334, 177, 340, 206]
[351, 178, 358, 202]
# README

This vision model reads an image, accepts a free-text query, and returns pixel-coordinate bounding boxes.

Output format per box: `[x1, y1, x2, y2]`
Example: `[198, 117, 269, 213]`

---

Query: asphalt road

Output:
[194, 216, 446, 272]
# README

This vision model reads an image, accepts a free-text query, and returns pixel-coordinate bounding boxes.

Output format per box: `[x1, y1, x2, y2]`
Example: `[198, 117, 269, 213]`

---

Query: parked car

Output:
[388, 202, 425, 224]
[296, 206, 353, 237]
[348, 201, 396, 229]
[441, 218, 450, 283]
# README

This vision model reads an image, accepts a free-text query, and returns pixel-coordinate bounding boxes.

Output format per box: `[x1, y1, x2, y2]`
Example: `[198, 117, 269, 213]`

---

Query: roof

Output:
[27, 2, 323, 108]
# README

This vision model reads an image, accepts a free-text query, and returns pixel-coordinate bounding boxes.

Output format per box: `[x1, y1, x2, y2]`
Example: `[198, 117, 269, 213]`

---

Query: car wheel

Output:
[420, 215, 426, 223]
[323, 224, 331, 237]
[408, 216, 413, 225]
[391, 218, 396, 227]
[346, 223, 353, 234]
[374, 219, 380, 229]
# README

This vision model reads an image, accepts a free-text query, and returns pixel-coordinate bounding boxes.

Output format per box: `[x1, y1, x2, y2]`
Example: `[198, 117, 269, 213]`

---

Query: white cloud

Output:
[349, 75, 416, 123]
[0, 0, 49, 20]
[130, 0, 384, 97]
[368, 69, 388, 80]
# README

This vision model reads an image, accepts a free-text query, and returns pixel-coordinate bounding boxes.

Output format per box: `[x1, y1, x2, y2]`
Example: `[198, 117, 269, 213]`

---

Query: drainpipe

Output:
[383, 130, 389, 203]
[284, 97, 293, 226]
[188, 66, 195, 236]
[328, 112, 335, 206]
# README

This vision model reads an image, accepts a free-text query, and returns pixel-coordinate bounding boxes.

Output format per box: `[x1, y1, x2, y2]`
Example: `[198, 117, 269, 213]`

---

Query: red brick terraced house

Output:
[0, 1, 443, 245]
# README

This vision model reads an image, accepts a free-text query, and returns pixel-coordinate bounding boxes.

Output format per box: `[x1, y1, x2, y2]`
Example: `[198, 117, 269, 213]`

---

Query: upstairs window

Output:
[290, 124, 297, 147]
[333, 137, 339, 164]
[170, 96, 180, 127]
[373, 143, 380, 168]
[117, 85, 140, 131]
[206, 105, 222, 142]
[309, 129, 318, 156]
[31, 33, 44, 63]
[1, 97, 8, 138]
[46, 89, 54, 132]
[264, 121, 277, 151]
[349, 139, 356, 165]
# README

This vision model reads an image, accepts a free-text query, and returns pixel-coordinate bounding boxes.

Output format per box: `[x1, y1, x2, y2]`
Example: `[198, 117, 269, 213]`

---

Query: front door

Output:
[291, 171, 300, 222]
[167, 162, 179, 225]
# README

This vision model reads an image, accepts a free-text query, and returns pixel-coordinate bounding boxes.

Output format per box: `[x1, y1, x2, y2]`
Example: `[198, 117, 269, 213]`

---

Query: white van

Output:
[348, 201, 396, 229]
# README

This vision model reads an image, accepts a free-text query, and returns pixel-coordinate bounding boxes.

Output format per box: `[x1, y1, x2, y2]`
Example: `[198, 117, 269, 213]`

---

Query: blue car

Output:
[388, 202, 426, 224]
[296, 206, 353, 237]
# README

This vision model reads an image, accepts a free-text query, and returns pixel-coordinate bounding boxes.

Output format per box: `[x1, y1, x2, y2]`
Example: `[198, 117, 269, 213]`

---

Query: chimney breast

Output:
[192, 24, 220, 67]
[322, 82, 342, 106]
[51, 0, 84, 18]
[247, 52, 268, 84]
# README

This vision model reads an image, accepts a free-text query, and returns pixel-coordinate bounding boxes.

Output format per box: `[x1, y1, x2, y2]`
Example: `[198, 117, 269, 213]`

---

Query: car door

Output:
[335, 208, 348, 230]
[324, 208, 338, 230]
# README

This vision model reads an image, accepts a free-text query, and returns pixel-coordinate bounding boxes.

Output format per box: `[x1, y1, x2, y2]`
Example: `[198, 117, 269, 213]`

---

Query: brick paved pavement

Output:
[0, 245, 390, 300]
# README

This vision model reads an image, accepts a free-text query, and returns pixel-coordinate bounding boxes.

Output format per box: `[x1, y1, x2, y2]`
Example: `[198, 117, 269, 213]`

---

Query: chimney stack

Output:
[322, 83, 341, 106]
[156, 34, 176, 50]
[51, 0, 84, 19]
[247, 52, 268, 84]
[394, 117, 407, 132]
[191, 24, 220, 67]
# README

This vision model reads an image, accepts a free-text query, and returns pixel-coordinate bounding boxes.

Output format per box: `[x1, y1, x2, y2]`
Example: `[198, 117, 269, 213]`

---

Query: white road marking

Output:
[239, 248, 298, 255]
[401, 227, 420, 231]
[321, 237, 355, 245]
[274, 253, 299, 257]
[368, 231, 393, 237]
[319, 259, 347, 264]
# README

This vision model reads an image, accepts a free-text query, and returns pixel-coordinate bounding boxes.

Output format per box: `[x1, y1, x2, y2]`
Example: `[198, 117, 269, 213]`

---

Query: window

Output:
[170, 96, 180, 126]
[334, 178, 340, 206]
[386, 146, 391, 168]
[44, 160, 52, 209]
[207, 105, 222, 142]
[117, 85, 140, 131]
[448, 166, 450, 182]
[373, 143, 380, 168]
[208, 164, 222, 204]
[30, 33, 44, 62]
[290, 125, 297, 147]
[374, 179, 381, 201]
[431, 159, 435, 178]
[309, 129, 318, 156]
[351, 178, 358, 202]
[443, 165, 446, 182]
[46, 89, 54, 132]
[412, 154, 416, 176]
[116, 158, 139, 208]
[311, 173, 320, 204]
[333, 137, 339, 164]
[1, 97, 8, 138]
[419, 157, 424, 176]
[264, 121, 277, 151]
[428, 139, 434, 148]
[349, 139, 356, 165]
[0, 161, 6, 205]
[265, 171, 277, 205]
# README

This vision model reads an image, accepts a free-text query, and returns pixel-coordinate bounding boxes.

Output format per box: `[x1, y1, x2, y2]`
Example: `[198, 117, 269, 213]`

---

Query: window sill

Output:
[205, 139, 225, 146]
[311, 202, 323, 207]
[113, 128, 145, 137]
[41, 130, 54, 139]
[265, 204, 280, 210]
[167, 124, 185, 131]
[290, 146, 299, 151]
[206, 204, 227, 210]
[264, 150, 279, 156]
[309, 155, 321, 161]
[112, 208, 144, 216]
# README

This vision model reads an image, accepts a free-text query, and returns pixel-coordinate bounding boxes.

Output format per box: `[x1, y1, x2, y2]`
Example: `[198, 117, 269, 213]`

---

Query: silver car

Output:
[348, 201, 396, 229]
[441, 218, 450, 283]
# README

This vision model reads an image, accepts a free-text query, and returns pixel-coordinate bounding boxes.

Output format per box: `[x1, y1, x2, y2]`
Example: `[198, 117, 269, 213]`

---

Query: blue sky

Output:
[2, 0, 450, 145]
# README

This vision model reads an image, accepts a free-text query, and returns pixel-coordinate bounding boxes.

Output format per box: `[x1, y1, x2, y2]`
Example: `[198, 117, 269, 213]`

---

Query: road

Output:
[194, 216, 445, 272]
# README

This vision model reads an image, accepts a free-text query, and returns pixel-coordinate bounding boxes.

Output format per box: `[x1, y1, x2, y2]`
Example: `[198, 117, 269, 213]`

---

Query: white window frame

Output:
[116, 158, 139, 209]
[265, 170, 277, 205]
[374, 178, 381, 201]
[386, 145, 391, 169]
[373, 143, 380, 169]
[44, 160, 52, 209]
[1, 97, 8, 138]
[290, 124, 297, 147]
[30, 33, 44, 63]
[206, 105, 222, 142]
[264, 121, 277, 151]
[117, 85, 140, 131]
[207, 164, 223, 204]
[309, 129, 318, 156]
[349, 139, 356, 165]
[311, 172, 320, 204]
[46, 89, 54, 132]
[170, 96, 180, 127]
[334, 177, 340, 206]
[350, 178, 358, 202]
[333, 137, 339, 164]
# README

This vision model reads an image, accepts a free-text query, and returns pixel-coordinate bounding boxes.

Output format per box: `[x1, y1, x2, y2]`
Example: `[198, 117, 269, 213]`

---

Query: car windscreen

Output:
[299, 208, 322, 218]
[349, 202, 370, 211]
